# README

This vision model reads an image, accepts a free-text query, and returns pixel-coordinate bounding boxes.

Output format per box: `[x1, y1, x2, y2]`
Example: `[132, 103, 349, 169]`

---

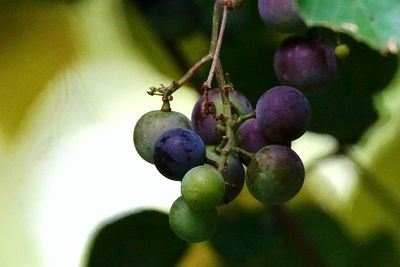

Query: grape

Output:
[274, 35, 338, 94]
[258, 0, 306, 33]
[246, 145, 305, 204]
[206, 146, 245, 204]
[235, 118, 291, 165]
[181, 165, 225, 210]
[133, 110, 191, 164]
[191, 88, 253, 145]
[256, 86, 311, 143]
[169, 196, 219, 243]
[153, 128, 206, 181]
[235, 118, 278, 153]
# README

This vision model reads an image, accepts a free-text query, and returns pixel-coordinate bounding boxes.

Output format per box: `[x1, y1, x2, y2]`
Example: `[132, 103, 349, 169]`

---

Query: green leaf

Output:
[355, 231, 400, 267]
[0, 2, 74, 146]
[290, 205, 358, 267]
[85, 210, 188, 267]
[210, 208, 279, 266]
[297, 0, 400, 54]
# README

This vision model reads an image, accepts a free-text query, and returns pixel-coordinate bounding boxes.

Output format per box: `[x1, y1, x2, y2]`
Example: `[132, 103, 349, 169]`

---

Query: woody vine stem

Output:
[146, 0, 255, 172]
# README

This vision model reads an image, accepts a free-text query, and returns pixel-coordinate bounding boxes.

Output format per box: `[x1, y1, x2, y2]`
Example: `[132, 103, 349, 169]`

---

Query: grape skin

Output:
[235, 118, 291, 165]
[256, 86, 311, 143]
[181, 164, 225, 210]
[236, 118, 270, 154]
[258, 0, 306, 33]
[206, 146, 245, 204]
[133, 110, 191, 164]
[169, 196, 219, 243]
[246, 145, 305, 205]
[153, 128, 206, 181]
[274, 35, 338, 94]
[191, 88, 253, 145]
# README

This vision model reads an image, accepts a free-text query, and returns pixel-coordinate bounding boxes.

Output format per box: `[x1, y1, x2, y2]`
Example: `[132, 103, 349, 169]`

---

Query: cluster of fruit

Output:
[133, 0, 338, 243]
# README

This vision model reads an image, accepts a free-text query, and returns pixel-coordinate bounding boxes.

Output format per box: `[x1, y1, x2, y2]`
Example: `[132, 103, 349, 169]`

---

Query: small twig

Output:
[230, 146, 255, 160]
[209, 1, 222, 55]
[204, 6, 229, 89]
[234, 110, 256, 126]
[152, 53, 213, 96]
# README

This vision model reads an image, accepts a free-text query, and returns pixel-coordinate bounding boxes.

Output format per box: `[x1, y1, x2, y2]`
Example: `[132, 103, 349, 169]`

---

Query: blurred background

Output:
[1, 0, 400, 266]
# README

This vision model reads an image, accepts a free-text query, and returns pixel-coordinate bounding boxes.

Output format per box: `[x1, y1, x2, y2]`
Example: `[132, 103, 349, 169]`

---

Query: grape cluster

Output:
[133, 0, 339, 243]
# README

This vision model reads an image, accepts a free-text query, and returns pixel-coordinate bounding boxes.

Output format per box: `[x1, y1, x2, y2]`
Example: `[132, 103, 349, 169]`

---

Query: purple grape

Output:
[258, 0, 306, 33]
[246, 145, 305, 204]
[274, 35, 338, 94]
[133, 110, 191, 164]
[235, 118, 273, 154]
[153, 128, 206, 181]
[191, 88, 253, 145]
[206, 146, 245, 204]
[256, 86, 311, 143]
[235, 118, 291, 165]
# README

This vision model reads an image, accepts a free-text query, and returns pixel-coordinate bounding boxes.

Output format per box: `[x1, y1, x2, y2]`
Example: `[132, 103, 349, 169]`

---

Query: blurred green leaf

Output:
[0, 2, 75, 146]
[355, 231, 400, 267]
[290, 205, 358, 267]
[85, 210, 188, 267]
[210, 208, 279, 266]
[298, 0, 400, 54]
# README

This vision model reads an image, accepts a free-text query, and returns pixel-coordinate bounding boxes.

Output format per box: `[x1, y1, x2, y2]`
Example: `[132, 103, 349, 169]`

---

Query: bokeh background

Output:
[1, 0, 400, 266]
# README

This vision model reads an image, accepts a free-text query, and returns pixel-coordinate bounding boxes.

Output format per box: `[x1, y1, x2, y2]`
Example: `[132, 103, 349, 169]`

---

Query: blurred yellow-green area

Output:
[1, 1, 400, 267]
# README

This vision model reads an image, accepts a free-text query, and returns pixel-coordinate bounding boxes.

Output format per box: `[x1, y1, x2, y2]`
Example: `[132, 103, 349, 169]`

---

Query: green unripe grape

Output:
[181, 165, 225, 210]
[206, 146, 245, 204]
[246, 145, 304, 205]
[168, 197, 219, 243]
[133, 110, 191, 164]
[335, 43, 350, 59]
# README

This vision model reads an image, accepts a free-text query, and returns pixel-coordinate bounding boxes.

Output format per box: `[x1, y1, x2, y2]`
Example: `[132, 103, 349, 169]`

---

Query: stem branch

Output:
[205, 6, 228, 89]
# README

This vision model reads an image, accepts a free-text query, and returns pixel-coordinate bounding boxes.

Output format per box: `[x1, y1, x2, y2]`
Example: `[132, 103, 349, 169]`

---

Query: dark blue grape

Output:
[191, 88, 253, 145]
[206, 146, 245, 204]
[246, 145, 305, 204]
[256, 86, 311, 143]
[153, 128, 206, 181]
[274, 35, 338, 94]
[258, 0, 306, 33]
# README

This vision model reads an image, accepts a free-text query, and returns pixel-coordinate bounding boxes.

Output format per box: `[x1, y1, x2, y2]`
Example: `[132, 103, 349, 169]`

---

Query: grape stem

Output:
[208, 3, 247, 172]
[149, 0, 252, 170]
[148, 53, 213, 97]
[204, 5, 228, 89]
[147, 0, 225, 98]
[234, 110, 256, 126]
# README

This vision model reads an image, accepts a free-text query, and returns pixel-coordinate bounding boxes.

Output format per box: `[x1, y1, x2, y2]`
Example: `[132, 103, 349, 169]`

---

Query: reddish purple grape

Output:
[235, 118, 291, 165]
[256, 86, 311, 143]
[274, 35, 338, 94]
[191, 88, 253, 145]
[258, 0, 306, 33]
[206, 146, 245, 204]
[153, 128, 206, 181]
[246, 145, 305, 204]
[235, 118, 273, 154]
